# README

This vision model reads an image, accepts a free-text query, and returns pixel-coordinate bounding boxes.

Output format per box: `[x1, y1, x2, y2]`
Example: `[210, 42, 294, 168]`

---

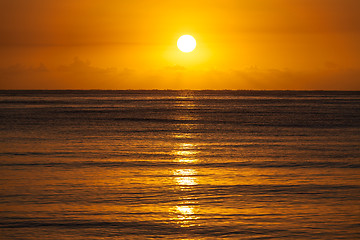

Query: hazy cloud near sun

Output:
[1, 58, 359, 90]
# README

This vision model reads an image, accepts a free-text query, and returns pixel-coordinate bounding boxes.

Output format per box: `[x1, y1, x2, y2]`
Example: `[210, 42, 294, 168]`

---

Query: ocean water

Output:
[0, 90, 359, 239]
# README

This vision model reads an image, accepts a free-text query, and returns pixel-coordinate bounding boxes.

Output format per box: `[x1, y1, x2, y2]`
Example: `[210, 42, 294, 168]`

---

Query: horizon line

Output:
[1, 89, 359, 92]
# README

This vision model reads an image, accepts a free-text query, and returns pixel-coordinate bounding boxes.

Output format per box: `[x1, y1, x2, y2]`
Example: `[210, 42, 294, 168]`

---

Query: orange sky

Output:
[1, 0, 359, 90]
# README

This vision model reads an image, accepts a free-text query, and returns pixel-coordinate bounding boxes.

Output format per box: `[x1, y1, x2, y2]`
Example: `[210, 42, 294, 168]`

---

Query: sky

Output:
[0, 0, 359, 90]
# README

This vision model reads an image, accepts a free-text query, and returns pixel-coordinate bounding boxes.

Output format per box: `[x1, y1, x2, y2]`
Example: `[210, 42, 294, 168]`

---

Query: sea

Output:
[0, 90, 359, 239]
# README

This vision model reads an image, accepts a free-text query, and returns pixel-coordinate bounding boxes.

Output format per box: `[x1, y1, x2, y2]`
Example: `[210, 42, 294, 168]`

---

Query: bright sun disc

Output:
[177, 35, 196, 53]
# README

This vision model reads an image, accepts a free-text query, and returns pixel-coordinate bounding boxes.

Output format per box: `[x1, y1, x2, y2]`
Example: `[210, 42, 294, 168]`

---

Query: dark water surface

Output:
[0, 90, 359, 239]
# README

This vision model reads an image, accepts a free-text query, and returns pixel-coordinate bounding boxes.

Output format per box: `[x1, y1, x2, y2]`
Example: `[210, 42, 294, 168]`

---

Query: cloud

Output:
[58, 57, 115, 74]
[0, 59, 118, 89]
[1, 59, 360, 90]
[56, 58, 121, 89]
[0, 63, 49, 89]
[0, 63, 47, 75]
[231, 67, 360, 90]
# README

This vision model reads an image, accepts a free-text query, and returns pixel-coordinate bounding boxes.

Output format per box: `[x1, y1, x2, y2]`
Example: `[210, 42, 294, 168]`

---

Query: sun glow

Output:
[177, 35, 196, 53]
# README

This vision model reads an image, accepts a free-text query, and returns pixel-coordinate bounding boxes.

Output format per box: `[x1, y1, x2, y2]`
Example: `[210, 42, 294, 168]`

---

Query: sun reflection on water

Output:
[172, 204, 199, 227]
[170, 143, 200, 227]
[172, 142, 198, 164]
[174, 169, 198, 189]
[169, 93, 201, 228]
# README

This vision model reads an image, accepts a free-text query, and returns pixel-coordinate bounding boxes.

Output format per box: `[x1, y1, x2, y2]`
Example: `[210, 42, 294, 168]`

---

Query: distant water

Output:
[0, 90, 359, 239]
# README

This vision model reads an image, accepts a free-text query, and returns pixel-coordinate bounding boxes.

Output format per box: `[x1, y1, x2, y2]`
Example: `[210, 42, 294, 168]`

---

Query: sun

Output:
[177, 35, 196, 53]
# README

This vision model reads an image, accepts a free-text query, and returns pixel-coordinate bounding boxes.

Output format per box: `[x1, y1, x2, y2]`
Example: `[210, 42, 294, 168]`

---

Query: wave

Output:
[1, 159, 359, 169]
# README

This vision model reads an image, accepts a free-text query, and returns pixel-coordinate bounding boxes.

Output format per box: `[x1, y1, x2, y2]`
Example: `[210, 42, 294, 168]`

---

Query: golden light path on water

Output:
[170, 92, 200, 228]
[171, 143, 199, 228]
